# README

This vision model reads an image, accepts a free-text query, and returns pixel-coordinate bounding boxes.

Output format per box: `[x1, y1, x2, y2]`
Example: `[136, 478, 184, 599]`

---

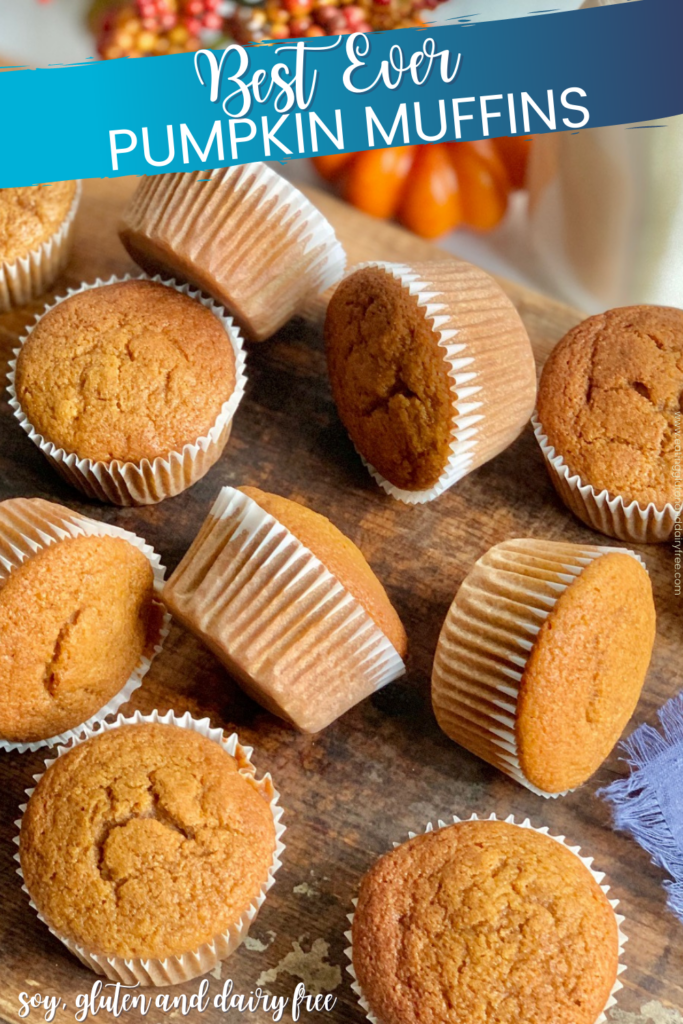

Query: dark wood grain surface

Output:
[0, 177, 680, 1024]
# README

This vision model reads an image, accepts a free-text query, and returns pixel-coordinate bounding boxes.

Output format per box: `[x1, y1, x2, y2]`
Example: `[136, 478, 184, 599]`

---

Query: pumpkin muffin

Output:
[0, 183, 80, 312]
[432, 539, 656, 795]
[0, 524, 156, 745]
[119, 165, 346, 342]
[535, 305, 683, 540]
[163, 485, 407, 732]
[11, 278, 245, 504]
[351, 818, 621, 1024]
[325, 261, 537, 503]
[0, 183, 78, 266]
[19, 722, 277, 967]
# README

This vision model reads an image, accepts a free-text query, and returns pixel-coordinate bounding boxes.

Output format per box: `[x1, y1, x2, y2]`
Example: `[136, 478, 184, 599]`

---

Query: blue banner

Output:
[0, 0, 681, 186]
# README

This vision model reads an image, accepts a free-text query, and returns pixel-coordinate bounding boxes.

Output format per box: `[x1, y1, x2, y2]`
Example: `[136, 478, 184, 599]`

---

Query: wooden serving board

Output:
[0, 177, 680, 1024]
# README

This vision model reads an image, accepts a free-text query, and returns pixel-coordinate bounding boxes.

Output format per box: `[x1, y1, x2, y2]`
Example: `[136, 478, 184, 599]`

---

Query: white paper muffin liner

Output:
[14, 708, 286, 986]
[335, 261, 536, 505]
[120, 164, 346, 341]
[431, 539, 647, 798]
[345, 812, 627, 1024]
[0, 182, 82, 313]
[6, 274, 247, 506]
[163, 486, 406, 733]
[0, 497, 170, 753]
[532, 413, 680, 544]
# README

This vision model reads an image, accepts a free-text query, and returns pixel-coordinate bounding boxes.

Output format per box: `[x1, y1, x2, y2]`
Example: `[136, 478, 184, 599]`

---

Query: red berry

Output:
[343, 5, 365, 26]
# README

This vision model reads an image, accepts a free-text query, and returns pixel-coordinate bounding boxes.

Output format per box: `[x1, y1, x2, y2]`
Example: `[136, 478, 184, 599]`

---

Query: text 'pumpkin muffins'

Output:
[348, 815, 626, 1024]
[534, 305, 683, 543]
[16, 710, 285, 986]
[8, 275, 246, 506]
[0, 497, 168, 751]
[432, 539, 656, 796]
[119, 164, 346, 342]
[325, 260, 537, 504]
[162, 486, 407, 733]
[0, 182, 81, 312]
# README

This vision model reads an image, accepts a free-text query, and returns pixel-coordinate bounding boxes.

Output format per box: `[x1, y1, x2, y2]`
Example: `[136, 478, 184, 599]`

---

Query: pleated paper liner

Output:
[6, 274, 247, 506]
[345, 813, 627, 1024]
[0, 182, 82, 313]
[342, 261, 537, 505]
[14, 709, 286, 986]
[431, 538, 647, 798]
[119, 164, 346, 342]
[532, 413, 680, 544]
[0, 497, 169, 753]
[162, 486, 406, 733]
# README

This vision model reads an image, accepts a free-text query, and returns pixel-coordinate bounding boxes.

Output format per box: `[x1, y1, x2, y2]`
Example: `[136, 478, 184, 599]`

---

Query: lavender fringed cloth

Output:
[601, 693, 683, 921]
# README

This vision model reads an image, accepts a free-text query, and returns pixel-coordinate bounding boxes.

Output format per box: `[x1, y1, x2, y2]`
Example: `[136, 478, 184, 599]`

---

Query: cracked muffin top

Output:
[537, 305, 683, 508]
[20, 723, 276, 959]
[0, 523, 156, 744]
[352, 819, 620, 1024]
[14, 279, 236, 464]
[325, 265, 455, 492]
[0, 183, 77, 265]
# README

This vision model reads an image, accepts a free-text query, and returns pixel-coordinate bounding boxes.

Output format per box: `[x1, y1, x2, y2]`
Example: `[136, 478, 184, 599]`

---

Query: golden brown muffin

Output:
[14, 279, 236, 464]
[352, 819, 620, 1024]
[0, 532, 155, 743]
[162, 485, 407, 733]
[0, 183, 77, 265]
[241, 487, 407, 658]
[432, 540, 656, 795]
[325, 262, 537, 497]
[119, 166, 345, 343]
[517, 551, 656, 793]
[20, 723, 276, 960]
[537, 305, 683, 508]
[326, 266, 454, 491]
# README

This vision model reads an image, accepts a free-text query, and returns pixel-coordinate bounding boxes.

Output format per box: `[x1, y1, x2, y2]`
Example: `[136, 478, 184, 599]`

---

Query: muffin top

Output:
[241, 486, 407, 658]
[0, 183, 77, 265]
[0, 526, 155, 743]
[20, 723, 276, 959]
[517, 551, 655, 793]
[15, 279, 237, 463]
[537, 305, 683, 508]
[325, 266, 454, 492]
[352, 819, 619, 1024]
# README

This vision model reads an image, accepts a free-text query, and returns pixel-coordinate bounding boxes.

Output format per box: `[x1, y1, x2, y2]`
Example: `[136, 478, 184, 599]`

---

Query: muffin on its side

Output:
[10, 277, 245, 504]
[432, 539, 656, 795]
[325, 261, 537, 503]
[0, 496, 164, 747]
[119, 165, 346, 342]
[351, 818, 622, 1024]
[163, 485, 407, 732]
[19, 719, 279, 984]
[535, 305, 683, 542]
[0, 182, 80, 311]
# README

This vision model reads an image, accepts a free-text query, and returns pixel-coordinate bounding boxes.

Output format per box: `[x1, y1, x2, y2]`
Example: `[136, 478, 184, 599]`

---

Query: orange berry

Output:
[447, 143, 508, 231]
[398, 145, 461, 238]
[494, 135, 534, 190]
[343, 146, 417, 221]
[312, 152, 355, 180]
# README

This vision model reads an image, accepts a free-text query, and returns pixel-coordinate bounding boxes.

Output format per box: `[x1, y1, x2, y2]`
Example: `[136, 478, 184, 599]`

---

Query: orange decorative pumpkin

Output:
[313, 136, 532, 239]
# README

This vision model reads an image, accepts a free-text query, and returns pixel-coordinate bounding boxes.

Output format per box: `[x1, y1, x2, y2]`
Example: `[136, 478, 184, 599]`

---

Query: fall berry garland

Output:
[89, 0, 227, 58]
